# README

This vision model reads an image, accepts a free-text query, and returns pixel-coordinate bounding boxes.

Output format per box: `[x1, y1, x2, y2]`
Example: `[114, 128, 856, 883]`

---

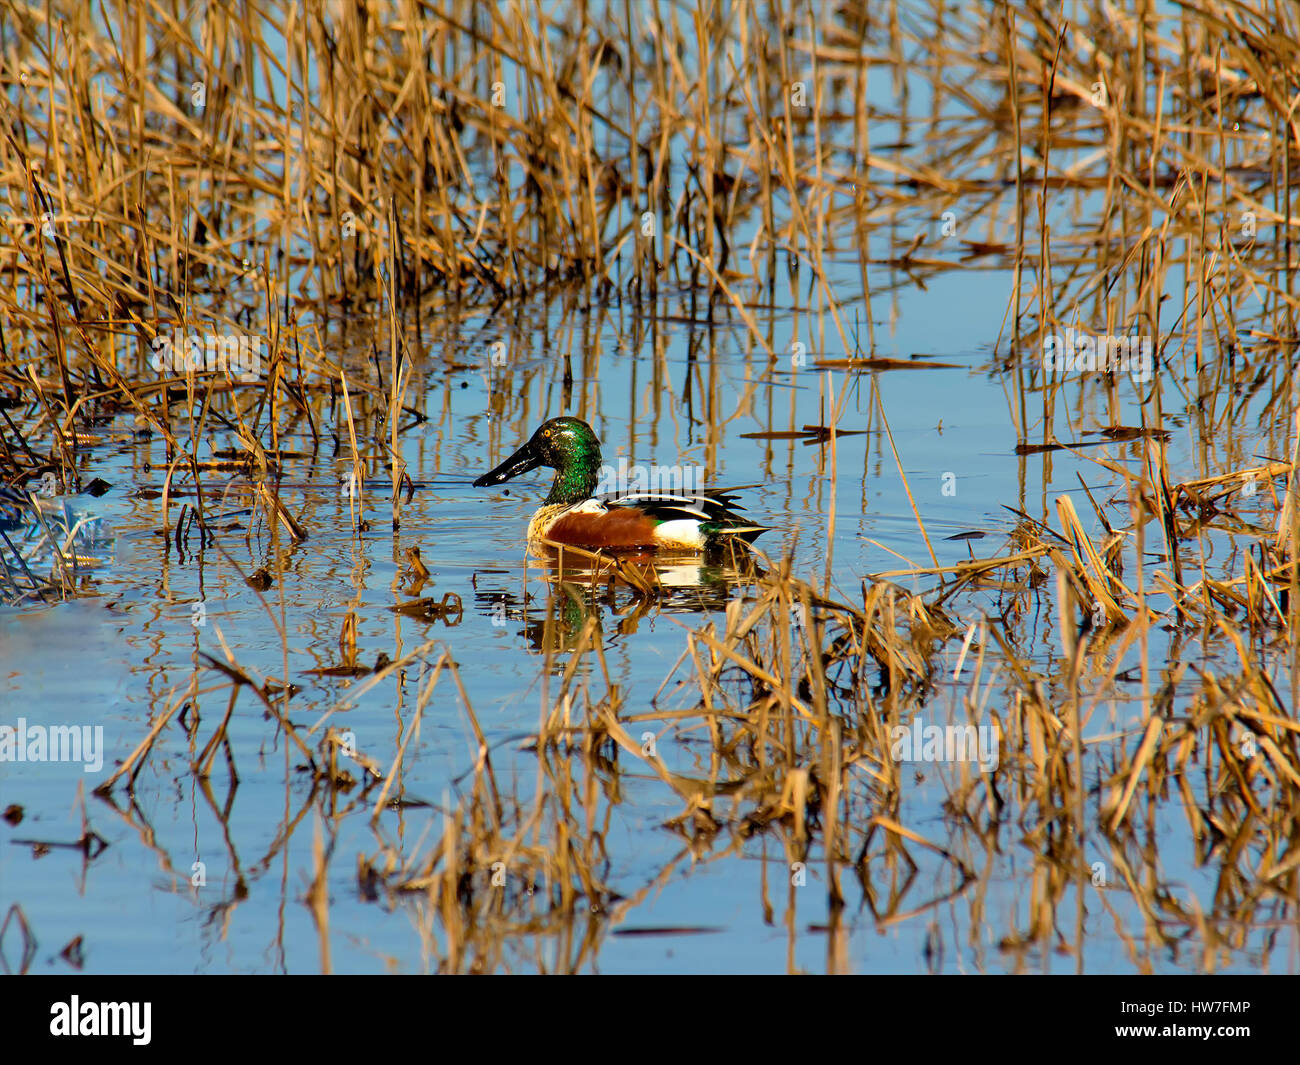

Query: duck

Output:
[472, 417, 767, 551]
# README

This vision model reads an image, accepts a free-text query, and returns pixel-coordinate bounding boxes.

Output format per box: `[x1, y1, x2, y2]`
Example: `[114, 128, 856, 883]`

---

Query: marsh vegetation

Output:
[1, 0, 1298, 973]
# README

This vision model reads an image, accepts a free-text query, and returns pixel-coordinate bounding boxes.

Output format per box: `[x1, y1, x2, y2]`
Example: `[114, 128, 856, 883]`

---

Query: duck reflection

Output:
[473, 543, 766, 654]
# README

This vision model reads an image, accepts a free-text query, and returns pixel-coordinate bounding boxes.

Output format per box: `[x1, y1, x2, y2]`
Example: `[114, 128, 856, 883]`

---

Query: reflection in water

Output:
[473, 544, 768, 654]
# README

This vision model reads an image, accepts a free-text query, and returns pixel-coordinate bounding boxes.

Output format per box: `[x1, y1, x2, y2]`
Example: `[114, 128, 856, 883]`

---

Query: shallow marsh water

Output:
[2, 1, 1298, 974]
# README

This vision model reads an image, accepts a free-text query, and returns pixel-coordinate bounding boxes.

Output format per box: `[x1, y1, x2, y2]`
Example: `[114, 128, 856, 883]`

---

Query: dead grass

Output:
[2, 0, 1299, 972]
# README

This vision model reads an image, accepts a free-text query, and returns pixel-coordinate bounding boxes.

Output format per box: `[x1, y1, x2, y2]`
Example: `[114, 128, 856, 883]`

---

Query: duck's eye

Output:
[542, 428, 552, 438]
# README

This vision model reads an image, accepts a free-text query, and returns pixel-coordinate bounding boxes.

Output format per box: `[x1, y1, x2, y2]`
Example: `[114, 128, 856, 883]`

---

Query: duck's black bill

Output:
[473, 441, 543, 487]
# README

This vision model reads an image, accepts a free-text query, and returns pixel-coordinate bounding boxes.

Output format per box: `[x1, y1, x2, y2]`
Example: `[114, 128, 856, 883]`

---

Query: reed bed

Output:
[2, 0, 1299, 972]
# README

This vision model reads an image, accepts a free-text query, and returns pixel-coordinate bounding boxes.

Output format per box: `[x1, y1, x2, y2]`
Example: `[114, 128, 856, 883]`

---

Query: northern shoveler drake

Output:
[472, 417, 767, 551]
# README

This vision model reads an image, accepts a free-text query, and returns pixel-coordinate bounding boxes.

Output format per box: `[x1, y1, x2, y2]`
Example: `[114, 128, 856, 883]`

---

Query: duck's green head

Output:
[473, 416, 602, 506]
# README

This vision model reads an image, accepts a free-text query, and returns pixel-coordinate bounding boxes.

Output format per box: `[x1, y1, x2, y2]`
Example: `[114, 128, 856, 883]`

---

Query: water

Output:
[0, 274, 1284, 973]
[2, 1, 1297, 975]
